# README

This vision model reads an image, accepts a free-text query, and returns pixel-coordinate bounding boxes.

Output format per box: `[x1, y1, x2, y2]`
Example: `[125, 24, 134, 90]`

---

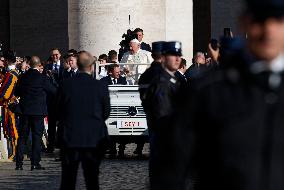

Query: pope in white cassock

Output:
[120, 38, 153, 84]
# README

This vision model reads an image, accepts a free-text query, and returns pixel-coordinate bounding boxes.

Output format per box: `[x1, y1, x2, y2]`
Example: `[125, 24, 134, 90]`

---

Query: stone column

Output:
[68, 0, 193, 61]
[165, 0, 193, 61]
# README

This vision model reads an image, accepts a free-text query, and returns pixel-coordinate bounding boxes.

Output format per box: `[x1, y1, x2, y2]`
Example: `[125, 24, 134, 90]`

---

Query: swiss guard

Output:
[0, 50, 19, 160]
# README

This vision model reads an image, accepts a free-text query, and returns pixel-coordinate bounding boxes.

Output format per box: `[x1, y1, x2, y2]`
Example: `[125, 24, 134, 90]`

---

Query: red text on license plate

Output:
[122, 121, 141, 127]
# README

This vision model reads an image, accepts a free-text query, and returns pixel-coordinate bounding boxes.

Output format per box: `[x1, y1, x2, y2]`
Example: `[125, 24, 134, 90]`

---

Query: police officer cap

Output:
[246, 0, 284, 20]
[163, 41, 182, 56]
[152, 41, 166, 54]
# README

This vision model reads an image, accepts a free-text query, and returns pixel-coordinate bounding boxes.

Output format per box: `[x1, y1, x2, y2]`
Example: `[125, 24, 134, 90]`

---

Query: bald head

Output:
[29, 56, 41, 68]
[78, 51, 95, 73]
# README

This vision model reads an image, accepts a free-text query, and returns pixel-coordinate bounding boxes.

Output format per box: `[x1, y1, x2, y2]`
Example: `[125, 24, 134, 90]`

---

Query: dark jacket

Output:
[138, 61, 163, 111]
[185, 62, 219, 81]
[174, 52, 284, 190]
[44, 61, 65, 85]
[144, 69, 181, 129]
[175, 70, 188, 87]
[100, 75, 127, 85]
[141, 42, 152, 52]
[56, 73, 110, 148]
[15, 69, 56, 116]
[62, 69, 79, 80]
[143, 68, 182, 190]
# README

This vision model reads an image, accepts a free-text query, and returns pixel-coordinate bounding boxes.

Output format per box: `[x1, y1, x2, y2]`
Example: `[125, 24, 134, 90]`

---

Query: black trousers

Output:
[16, 115, 45, 166]
[60, 147, 103, 190]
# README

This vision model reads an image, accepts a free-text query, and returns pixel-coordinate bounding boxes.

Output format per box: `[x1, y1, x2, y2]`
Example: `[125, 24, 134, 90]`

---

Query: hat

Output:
[246, 0, 284, 20]
[163, 41, 182, 56]
[152, 41, 166, 54]
[130, 38, 140, 44]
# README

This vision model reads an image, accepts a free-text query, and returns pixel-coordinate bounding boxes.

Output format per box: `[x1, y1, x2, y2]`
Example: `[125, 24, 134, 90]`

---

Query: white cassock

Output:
[120, 49, 153, 84]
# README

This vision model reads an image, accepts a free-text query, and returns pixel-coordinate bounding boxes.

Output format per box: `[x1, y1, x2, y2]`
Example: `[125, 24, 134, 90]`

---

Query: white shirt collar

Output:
[269, 53, 284, 73]
[250, 53, 284, 74]
[8, 65, 16, 71]
[53, 60, 61, 65]
[178, 70, 185, 75]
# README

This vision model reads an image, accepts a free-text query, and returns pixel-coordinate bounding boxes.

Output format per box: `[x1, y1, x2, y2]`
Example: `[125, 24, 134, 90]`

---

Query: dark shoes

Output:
[31, 165, 45, 171]
[16, 164, 45, 171]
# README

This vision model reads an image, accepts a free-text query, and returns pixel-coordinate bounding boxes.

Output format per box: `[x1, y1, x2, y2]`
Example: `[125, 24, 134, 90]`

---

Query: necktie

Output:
[53, 64, 58, 71]
[71, 70, 75, 77]
[113, 79, 117, 84]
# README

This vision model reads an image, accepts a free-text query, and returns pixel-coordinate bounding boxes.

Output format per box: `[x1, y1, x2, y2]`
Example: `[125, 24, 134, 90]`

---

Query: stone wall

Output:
[10, 0, 68, 59]
[0, 0, 10, 51]
[211, 0, 245, 39]
[69, 0, 193, 61]
[7, 0, 245, 61]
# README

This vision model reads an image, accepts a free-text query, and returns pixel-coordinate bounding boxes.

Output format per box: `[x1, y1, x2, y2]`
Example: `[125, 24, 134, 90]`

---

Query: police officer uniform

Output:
[174, 1, 284, 190]
[139, 41, 165, 112]
[144, 41, 182, 190]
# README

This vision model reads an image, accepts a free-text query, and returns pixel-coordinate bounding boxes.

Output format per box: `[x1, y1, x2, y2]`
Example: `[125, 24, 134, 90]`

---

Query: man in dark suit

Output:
[100, 63, 126, 158]
[45, 48, 65, 85]
[134, 28, 152, 52]
[175, 58, 188, 86]
[100, 64, 127, 85]
[57, 51, 110, 190]
[62, 53, 79, 80]
[45, 48, 65, 153]
[15, 56, 56, 170]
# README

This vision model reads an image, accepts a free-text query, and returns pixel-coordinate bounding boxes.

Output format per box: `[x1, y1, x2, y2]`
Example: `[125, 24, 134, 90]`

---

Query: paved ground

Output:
[0, 144, 150, 190]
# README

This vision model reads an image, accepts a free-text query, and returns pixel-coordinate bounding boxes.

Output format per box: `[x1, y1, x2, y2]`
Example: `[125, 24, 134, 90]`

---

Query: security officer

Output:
[144, 41, 182, 190]
[174, 0, 284, 190]
[139, 41, 165, 110]
[134, 42, 165, 157]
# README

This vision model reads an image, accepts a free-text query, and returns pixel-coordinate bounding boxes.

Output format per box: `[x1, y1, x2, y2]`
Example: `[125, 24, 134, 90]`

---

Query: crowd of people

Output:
[1, 0, 284, 189]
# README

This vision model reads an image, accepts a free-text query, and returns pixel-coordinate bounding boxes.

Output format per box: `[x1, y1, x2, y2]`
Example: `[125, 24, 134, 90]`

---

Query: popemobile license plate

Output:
[120, 121, 146, 128]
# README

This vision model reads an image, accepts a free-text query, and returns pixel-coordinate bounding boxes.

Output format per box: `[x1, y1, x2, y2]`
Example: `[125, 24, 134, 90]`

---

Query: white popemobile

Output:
[96, 63, 149, 145]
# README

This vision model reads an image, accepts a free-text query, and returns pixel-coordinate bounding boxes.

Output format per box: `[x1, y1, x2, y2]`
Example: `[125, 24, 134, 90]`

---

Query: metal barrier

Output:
[95, 62, 151, 83]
